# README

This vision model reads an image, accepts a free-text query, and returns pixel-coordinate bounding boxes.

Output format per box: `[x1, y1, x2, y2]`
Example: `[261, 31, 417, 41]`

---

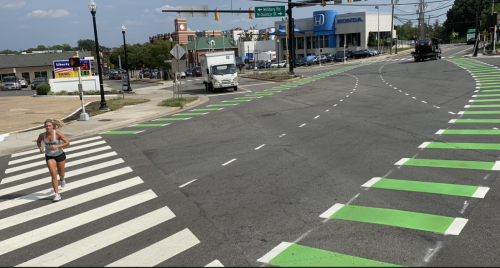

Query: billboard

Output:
[54, 60, 91, 79]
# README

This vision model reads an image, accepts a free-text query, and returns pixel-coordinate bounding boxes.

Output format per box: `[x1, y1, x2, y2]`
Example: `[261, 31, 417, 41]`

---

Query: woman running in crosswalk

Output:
[36, 119, 70, 202]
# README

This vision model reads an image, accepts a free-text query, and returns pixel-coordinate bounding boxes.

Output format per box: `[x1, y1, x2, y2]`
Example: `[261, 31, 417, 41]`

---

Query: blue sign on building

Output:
[312, 10, 337, 48]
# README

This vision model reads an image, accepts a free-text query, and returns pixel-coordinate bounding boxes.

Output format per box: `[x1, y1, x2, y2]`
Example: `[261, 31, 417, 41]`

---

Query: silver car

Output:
[19, 77, 28, 88]
[1, 76, 21, 91]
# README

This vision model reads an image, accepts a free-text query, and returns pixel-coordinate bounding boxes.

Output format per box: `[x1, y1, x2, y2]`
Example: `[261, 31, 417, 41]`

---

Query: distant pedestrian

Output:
[36, 119, 70, 202]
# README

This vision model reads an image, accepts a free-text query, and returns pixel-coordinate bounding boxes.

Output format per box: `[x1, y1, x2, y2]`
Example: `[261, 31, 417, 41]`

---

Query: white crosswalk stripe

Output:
[0, 135, 211, 266]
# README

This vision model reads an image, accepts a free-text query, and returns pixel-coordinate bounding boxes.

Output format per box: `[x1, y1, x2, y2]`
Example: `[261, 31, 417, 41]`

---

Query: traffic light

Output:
[266, 32, 269, 39]
[321, 0, 326, 7]
[215, 9, 219, 21]
[249, 7, 253, 19]
[249, 31, 253, 39]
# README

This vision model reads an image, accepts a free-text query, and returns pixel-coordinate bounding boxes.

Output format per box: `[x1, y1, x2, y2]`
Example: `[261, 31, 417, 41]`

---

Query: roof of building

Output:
[185, 37, 237, 51]
[0, 51, 88, 69]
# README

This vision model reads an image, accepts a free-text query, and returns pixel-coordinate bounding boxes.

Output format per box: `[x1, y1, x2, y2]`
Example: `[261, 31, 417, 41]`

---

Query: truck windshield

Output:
[212, 64, 236, 75]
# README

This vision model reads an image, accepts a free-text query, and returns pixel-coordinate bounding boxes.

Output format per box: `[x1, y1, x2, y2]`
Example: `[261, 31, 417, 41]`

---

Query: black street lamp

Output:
[88, 0, 108, 110]
[121, 24, 132, 91]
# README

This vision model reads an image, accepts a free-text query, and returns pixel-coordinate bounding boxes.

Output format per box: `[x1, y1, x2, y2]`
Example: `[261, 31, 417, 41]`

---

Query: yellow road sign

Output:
[286, 52, 289, 58]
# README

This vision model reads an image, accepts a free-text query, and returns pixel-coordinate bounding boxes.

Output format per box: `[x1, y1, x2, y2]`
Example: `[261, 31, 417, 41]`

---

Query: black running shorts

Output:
[45, 152, 66, 162]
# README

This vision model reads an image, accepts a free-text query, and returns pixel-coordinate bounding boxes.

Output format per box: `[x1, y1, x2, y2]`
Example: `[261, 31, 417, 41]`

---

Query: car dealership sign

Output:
[337, 17, 363, 23]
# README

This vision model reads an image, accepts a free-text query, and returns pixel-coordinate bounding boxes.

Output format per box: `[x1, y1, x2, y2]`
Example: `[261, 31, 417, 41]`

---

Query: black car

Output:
[415, 38, 438, 54]
[108, 73, 118, 80]
[186, 68, 193, 77]
[353, 50, 372, 59]
[246, 62, 255, 69]
[31, 77, 48, 90]
[327, 55, 336, 62]
[335, 51, 348, 62]
[296, 58, 309, 66]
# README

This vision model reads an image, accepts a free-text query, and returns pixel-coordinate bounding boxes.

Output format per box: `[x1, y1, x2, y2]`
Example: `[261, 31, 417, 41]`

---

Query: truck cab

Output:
[201, 51, 238, 93]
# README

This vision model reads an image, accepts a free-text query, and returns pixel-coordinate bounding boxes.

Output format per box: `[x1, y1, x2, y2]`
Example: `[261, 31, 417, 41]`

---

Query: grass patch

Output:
[158, 97, 199, 108]
[86, 97, 150, 117]
[250, 70, 298, 81]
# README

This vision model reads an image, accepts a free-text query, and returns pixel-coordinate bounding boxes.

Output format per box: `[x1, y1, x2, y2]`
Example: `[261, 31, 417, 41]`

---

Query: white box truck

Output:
[200, 51, 238, 92]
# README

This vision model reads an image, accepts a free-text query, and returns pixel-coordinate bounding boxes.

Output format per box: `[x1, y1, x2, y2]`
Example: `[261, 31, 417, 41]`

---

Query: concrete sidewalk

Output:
[0, 89, 209, 157]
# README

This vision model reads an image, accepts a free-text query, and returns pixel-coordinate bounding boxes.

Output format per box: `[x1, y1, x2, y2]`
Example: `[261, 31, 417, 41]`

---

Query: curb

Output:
[1, 96, 209, 156]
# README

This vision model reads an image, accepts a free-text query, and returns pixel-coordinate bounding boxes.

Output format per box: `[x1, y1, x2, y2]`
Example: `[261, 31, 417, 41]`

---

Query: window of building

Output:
[312, 36, 316, 49]
[282, 38, 287, 50]
[339, 33, 360, 47]
[0, 73, 15, 80]
[306, 36, 312, 49]
[296, 37, 304, 50]
[34, 71, 48, 78]
[324, 35, 329, 48]
[188, 35, 194, 42]
[21, 72, 30, 81]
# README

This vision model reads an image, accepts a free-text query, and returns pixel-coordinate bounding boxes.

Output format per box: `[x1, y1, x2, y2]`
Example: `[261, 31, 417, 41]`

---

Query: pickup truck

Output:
[411, 38, 441, 62]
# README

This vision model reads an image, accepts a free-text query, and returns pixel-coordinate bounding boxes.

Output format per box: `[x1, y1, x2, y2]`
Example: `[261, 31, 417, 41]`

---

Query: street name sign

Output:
[255, 6, 285, 18]
[170, 44, 186, 59]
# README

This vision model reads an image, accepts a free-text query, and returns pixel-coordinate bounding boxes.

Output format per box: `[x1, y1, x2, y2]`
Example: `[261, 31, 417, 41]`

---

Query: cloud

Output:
[144, 8, 149, 13]
[155, 4, 175, 13]
[4, 1, 25, 9]
[123, 20, 143, 26]
[104, 5, 116, 9]
[26, 9, 69, 18]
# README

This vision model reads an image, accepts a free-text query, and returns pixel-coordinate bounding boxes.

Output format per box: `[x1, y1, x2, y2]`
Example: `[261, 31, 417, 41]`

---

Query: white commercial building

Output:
[273, 11, 395, 60]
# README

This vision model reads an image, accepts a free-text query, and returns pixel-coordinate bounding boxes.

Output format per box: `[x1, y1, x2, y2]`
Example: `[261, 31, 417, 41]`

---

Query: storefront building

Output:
[273, 10, 394, 60]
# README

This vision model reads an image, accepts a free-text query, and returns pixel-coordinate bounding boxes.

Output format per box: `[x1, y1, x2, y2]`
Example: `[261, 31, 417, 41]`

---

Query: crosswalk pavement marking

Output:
[10, 136, 103, 158]
[0, 167, 133, 213]
[8, 140, 107, 165]
[0, 189, 157, 256]
[2, 151, 118, 184]
[0, 177, 143, 231]
[205, 260, 224, 267]
[5, 145, 112, 174]
[16, 206, 175, 267]
[395, 158, 500, 170]
[106, 228, 200, 267]
[0, 158, 124, 197]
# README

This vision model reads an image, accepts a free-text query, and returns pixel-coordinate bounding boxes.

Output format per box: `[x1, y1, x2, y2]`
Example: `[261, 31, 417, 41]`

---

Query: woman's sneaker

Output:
[53, 194, 62, 202]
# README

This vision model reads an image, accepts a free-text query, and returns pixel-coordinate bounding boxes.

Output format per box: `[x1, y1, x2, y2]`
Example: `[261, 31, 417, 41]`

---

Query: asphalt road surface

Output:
[3, 43, 500, 266]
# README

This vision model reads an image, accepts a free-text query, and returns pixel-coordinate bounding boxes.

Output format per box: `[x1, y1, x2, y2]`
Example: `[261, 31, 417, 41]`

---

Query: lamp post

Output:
[169, 37, 173, 80]
[375, 6, 380, 53]
[88, 0, 108, 110]
[277, 38, 280, 70]
[121, 24, 132, 91]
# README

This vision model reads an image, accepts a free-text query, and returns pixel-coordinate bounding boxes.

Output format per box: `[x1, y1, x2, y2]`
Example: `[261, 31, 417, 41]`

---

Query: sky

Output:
[0, 0, 453, 51]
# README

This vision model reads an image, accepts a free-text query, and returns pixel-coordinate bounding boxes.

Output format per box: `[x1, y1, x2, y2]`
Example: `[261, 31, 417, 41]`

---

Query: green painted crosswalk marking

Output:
[261, 243, 401, 267]
[235, 97, 262, 99]
[469, 104, 500, 107]
[422, 141, 500, 150]
[471, 98, 500, 102]
[479, 89, 500, 92]
[471, 71, 500, 74]
[208, 104, 238, 106]
[102, 130, 143, 134]
[454, 119, 500, 123]
[363, 177, 488, 198]
[395, 158, 498, 170]
[460, 110, 500, 114]
[222, 100, 251, 102]
[477, 82, 500, 86]
[475, 91, 500, 95]
[476, 79, 500, 82]
[322, 204, 466, 234]
[154, 117, 190, 121]
[245, 94, 268, 97]
[131, 124, 168, 127]
[440, 129, 500, 134]
[477, 86, 500, 89]
[174, 113, 207, 116]
[252, 93, 273, 95]
[191, 108, 223, 111]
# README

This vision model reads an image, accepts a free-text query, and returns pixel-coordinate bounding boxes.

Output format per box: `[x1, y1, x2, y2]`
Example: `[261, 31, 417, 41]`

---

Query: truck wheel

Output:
[233, 86, 238, 91]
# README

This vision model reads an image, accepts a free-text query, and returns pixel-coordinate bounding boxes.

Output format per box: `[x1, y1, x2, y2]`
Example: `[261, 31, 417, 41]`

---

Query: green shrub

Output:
[36, 83, 51, 95]
[72, 90, 80, 96]
[110, 88, 119, 94]
[56, 90, 68, 95]
[47, 91, 56, 95]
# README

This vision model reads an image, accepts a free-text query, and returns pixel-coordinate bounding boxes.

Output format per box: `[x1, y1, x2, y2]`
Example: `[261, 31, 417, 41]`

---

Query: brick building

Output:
[149, 19, 222, 45]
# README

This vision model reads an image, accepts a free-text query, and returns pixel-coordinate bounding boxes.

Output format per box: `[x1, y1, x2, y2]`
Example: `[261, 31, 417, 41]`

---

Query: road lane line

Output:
[299, 124, 306, 128]
[179, 179, 198, 188]
[222, 159, 237, 166]
[255, 144, 266, 150]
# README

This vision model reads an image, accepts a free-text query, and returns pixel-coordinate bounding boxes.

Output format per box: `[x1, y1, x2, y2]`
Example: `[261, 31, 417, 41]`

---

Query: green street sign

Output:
[255, 6, 285, 18]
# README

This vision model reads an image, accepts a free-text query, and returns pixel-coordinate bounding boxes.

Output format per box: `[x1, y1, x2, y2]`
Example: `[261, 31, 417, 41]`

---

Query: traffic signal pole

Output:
[287, 0, 294, 74]
[473, 0, 484, 57]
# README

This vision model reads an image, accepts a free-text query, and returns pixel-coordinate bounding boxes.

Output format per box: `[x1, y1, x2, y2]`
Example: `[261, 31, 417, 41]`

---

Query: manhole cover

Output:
[99, 119, 112, 122]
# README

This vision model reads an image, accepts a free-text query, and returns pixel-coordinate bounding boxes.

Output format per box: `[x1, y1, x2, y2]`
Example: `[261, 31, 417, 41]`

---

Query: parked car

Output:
[175, 72, 186, 79]
[192, 67, 202, 77]
[296, 58, 308, 67]
[335, 51, 348, 62]
[30, 77, 48, 90]
[367, 48, 378, 55]
[1, 76, 21, 91]
[271, 60, 287, 68]
[115, 72, 122, 80]
[353, 49, 372, 59]
[246, 62, 255, 69]
[313, 55, 327, 64]
[19, 77, 28, 88]
[108, 72, 118, 80]
[186, 68, 193, 77]
[322, 53, 335, 62]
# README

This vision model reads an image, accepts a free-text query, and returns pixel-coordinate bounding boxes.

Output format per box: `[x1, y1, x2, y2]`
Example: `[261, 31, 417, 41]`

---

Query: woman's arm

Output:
[36, 133, 44, 153]
[52, 131, 70, 149]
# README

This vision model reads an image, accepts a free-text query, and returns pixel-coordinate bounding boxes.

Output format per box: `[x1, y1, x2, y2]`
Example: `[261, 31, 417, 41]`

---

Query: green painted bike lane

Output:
[395, 158, 500, 170]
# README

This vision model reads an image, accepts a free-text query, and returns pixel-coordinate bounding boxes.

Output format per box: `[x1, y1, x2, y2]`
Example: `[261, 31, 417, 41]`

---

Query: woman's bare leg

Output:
[47, 160, 59, 193]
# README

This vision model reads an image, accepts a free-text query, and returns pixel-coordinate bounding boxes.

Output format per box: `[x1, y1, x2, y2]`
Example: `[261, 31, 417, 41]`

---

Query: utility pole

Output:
[473, 0, 484, 57]
[390, 0, 394, 55]
[420, 0, 425, 40]
[287, 0, 294, 74]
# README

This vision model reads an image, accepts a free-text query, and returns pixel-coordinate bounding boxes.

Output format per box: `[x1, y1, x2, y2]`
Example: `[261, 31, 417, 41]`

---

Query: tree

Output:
[77, 39, 96, 51]
[443, 0, 484, 42]
[256, 34, 265, 41]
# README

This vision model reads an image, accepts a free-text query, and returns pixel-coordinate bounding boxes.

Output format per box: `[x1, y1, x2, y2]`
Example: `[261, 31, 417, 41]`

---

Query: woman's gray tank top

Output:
[44, 130, 64, 156]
